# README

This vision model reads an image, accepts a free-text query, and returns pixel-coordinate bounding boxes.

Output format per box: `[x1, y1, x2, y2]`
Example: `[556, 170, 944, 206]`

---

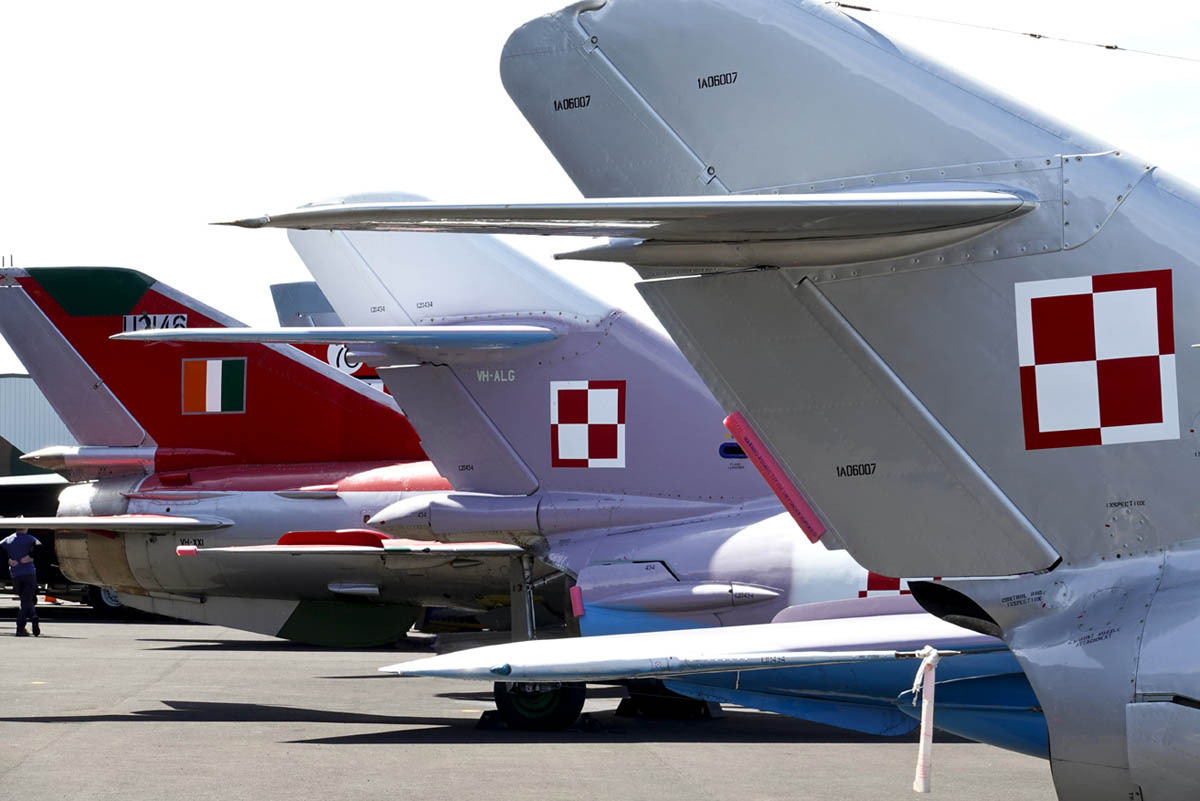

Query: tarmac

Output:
[0, 600, 1057, 801]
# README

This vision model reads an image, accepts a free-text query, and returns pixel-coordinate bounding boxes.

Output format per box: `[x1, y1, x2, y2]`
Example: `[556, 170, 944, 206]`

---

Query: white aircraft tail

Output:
[288, 197, 771, 503]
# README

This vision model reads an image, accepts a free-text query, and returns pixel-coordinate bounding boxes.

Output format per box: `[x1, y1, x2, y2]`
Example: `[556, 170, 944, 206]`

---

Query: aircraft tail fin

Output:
[270, 281, 344, 327]
[500, 2, 1200, 793]
[501, 0, 1112, 198]
[497, 0, 1200, 576]
[0, 267, 423, 469]
[269, 281, 381, 385]
[287, 202, 771, 502]
[0, 435, 46, 477]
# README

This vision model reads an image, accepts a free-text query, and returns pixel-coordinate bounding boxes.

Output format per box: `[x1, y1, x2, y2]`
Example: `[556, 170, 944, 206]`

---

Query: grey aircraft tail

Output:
[500, 2, 1200, 798]
[500, 0, 1115, 197]
[194, 5, 1200, 792]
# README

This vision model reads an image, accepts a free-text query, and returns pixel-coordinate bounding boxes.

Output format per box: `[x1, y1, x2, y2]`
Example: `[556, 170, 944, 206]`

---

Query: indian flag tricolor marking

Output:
[182, 358, 246, 414]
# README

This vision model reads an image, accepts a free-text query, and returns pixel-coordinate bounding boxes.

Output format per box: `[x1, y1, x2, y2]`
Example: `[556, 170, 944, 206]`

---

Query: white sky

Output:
[1, 1, 1197, 375]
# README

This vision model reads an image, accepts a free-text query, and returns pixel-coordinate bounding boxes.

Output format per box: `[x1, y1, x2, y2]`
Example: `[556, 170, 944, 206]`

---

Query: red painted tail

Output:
[0, 267, 424, 467]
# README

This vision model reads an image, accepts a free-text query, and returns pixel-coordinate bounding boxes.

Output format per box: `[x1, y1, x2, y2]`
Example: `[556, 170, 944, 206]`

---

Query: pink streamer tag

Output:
[569, 585, 585, 618]
[724, 411, 826, 542]
[176, 545, 198, 557]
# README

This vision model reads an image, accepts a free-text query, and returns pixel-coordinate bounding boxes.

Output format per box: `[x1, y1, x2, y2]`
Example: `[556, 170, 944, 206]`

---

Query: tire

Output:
[88, 586, 126, 618]
[493, 682, 586, 731]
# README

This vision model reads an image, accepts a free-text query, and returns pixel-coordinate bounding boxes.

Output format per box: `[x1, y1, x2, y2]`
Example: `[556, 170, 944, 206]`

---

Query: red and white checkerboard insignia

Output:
[1015, 269, 1177, 450]
[550, 380, 626, 468]
[858, 572, 912, 598]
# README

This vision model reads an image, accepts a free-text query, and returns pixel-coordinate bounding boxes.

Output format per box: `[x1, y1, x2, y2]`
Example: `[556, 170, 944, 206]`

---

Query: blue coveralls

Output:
[2, 531, 41, 634]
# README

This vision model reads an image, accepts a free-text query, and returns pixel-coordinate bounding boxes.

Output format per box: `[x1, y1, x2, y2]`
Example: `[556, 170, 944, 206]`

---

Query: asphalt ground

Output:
[0, 599, 1057, 801]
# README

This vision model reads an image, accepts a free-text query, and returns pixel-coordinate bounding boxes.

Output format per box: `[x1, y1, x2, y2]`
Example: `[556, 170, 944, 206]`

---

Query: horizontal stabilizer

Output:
[0, 514, 232, 532]
[382, 540, 525, 557]
[390, 648, 930, 682]
[112, 325, 560, 351]
[222, 192, 1033, 238]
[223, 191, 1036, 270]
[0, 474, 69, 488]
[381, 612, 997, 681]
[177, 532, 525, 558]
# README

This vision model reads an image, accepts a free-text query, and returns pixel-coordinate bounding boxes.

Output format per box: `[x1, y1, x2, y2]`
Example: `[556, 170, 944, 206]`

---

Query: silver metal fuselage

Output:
[55, 468, 872, 636]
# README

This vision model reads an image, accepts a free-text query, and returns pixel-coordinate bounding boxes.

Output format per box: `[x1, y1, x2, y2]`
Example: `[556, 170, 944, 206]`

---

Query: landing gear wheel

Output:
[493, 682, 586, 730]
[88, 586, 126, 618]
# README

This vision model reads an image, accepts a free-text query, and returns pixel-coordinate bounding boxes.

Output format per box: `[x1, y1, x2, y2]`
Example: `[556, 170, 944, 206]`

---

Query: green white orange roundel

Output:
[182, 358, 246, 414]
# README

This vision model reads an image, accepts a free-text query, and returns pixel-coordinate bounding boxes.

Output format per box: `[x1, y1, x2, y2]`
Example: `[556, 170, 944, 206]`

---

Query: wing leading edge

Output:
[380, 612, 997, 681]
[176, 530, 526, 559]
[0, 514, 232, 532]
[219, 189, 1037, 271]
[112, 325, 560, 351]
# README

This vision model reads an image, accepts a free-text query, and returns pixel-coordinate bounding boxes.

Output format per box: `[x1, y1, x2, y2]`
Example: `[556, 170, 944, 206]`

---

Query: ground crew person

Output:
[2, 529, 41, 636]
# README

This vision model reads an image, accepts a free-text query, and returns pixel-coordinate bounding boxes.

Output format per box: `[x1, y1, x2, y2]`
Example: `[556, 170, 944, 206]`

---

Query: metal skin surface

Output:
[0, 258, 897, 655]
[288, 222, 771, 503]
[556, 500, 864, 634]
[286, 221, 870, 633]
[114, 324, 561, 351]
[383, 612, 999, 680]
[57, 482, 522, 606]
[269, 215, 1059, 743]
[228, 191, 1038, 271]
[494, 0, 1200, 796]
[0, 268, 422, 467]
[0, 267, 497, 644]
[229, 192, 1032, 238]
[383, 606, 1038, 751]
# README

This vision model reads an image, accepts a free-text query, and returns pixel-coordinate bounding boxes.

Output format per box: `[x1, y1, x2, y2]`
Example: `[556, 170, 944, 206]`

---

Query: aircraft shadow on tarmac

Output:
[0, 700, 462, 728]
[290, 709, 950, 747]
[0, 699, 966, 747]
[431, 687, 629, 702]
[135, 638, 433, 653]
[5, 632, 86, 639]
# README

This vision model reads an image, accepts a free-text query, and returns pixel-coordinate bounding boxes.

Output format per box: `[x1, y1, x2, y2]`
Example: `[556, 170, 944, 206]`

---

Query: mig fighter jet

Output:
[145, 198, 1033, 741]
[218, 1, 1200, 796]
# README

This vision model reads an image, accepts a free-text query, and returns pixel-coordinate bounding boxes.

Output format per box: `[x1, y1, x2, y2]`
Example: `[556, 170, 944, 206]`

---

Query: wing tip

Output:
[213, 216, 271, 229]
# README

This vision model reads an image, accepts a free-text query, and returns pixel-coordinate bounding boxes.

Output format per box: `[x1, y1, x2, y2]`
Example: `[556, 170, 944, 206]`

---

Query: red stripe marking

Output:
[276, 529, 388, 548]
[333, 462, 452, 493]
[140, 460, 420, 492]
[724, 411, 825, 542]
[866, 572, 901, 591]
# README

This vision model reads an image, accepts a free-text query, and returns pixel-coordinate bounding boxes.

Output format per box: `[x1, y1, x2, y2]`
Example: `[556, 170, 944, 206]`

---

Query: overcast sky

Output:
[2, 1, 1197, 375]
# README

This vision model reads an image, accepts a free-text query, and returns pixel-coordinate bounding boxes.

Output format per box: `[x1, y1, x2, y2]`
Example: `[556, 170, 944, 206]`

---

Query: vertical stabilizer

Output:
[289, 212, 770, 502]
[0, 267, 423, 467]
[501, 0, 1112, 197]
[498, 2, 1200, 796]
[270, 281, 343, 327]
